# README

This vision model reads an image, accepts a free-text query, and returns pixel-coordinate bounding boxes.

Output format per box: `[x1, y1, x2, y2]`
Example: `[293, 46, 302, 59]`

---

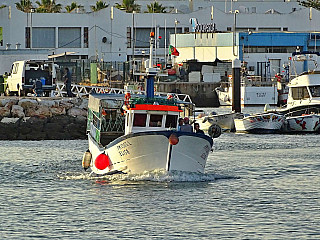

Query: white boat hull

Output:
[216, 86, 278, 106]
[285, 114, 320, 132]
[88, 131, 213, 175]
[195, 112, 244, 131]
[234, 113, 284, 133]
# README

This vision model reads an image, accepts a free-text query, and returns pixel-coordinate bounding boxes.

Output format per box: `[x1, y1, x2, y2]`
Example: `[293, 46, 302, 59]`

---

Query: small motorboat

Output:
[234, 113, 285, 133]
[284, 113, 320, 133]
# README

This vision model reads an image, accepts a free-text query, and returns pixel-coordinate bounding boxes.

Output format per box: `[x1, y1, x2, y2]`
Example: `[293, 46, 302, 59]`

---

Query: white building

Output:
[0, 2, 320, 75]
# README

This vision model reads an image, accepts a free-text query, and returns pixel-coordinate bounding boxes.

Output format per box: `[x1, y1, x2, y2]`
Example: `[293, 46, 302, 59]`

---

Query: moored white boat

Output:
[194, 112, 244, 132]
[284, 114, 320, 133]
[234, 113, 285, 133]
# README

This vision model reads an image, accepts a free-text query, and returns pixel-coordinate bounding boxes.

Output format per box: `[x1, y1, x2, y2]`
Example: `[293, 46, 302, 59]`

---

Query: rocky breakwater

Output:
[0, 97, 88, 140]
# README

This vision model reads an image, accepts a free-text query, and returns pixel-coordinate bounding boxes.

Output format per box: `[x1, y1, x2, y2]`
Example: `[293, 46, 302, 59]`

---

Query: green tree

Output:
[299, 0, 320, 10]
[146, 1, 166, 13]
[15, 0, 33, 12]
[115, 0, 141, 13]
[91, 0, 109, 11]
[35, 0, 62, 13]
[65, 2, 83, 13]
[0, 5, 7, 9]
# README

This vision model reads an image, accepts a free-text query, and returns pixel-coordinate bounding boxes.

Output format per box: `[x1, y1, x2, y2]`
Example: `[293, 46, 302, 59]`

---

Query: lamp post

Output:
[233, 10, 239, 56]
[30, 8, 35, 49]
[132, 11, 136, 80]
[174, 18, 179, 48]
[174, 19, 179, 66]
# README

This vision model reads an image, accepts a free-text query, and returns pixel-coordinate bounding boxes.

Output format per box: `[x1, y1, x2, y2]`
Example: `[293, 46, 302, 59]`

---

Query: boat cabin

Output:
[87, 94, 126, 146]
[288, 73, 320, 103]
[124, 104, 183, 134]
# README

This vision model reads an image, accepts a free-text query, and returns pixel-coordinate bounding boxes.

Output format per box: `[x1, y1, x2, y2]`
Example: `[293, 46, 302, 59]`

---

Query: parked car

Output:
[5, 60, 56, 97]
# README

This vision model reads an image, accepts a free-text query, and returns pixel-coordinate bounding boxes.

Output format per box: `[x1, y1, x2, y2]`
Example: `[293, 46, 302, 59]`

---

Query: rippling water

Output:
[1, 107, 320, 239]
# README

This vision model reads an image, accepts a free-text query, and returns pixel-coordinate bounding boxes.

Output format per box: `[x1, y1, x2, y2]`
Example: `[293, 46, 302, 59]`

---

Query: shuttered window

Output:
[32, 27, 55, 48]
[58, 27, 81, 48]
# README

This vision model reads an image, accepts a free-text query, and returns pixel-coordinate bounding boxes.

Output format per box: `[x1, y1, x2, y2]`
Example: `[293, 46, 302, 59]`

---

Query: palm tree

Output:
[146, 1, 166, 13]
[35, 0, 62, 13]
[299, 0, 320, 10]
[15, 0, 33, 12]
[91, 0, 109, 12]
[0, 5, 6, 9]
[115, 0, 141, 13]
[65, 2, 83, 13]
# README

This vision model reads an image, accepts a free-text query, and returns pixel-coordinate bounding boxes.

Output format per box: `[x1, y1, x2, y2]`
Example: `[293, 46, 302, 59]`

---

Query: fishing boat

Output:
[82, 32, 218, 175]
[234, 112, 285, 133]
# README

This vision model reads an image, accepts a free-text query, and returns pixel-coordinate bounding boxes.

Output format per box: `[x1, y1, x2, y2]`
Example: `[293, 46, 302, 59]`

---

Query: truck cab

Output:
[6, 60, 56, 97]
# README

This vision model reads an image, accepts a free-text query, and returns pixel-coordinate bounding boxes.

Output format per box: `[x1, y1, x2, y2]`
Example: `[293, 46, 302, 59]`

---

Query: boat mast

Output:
[145, 32, 158, 99]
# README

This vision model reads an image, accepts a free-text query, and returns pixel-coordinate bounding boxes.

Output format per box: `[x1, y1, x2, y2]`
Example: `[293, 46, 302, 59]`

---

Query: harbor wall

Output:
[107, 82, 221, 107]
[0, 97, 88, 140]
[155, 82, 220, 107]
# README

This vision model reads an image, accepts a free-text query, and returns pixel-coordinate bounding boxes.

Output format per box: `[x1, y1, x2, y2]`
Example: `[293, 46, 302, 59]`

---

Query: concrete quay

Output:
[0, 97, 88, 140]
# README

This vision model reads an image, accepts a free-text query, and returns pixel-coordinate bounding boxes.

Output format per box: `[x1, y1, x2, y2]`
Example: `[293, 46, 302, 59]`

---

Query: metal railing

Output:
[55, 83, 193, 103]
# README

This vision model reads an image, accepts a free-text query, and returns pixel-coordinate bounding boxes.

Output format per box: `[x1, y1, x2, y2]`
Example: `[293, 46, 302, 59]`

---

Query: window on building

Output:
[252, 7, 256, 13]
[0, 27, 2, 46]
[244, 46, 301, 54]
[258, 27, 281, 32]
[227, 27, 232, 31]
[283, 27, 288, 31]
[32, 27, 55, 48]
[149, 114, 163, 127]
[291, 87, 309, 100]
[184, 27, 189, 33]
[127, 27, 131, 48]
[133, 113, 147, 127]
[158, 28, 180, 48]
[58, 27, 81, 48]
[25, 27, 30, 48]
[84, 27, 89, 48]
[165, 115, 177, 128]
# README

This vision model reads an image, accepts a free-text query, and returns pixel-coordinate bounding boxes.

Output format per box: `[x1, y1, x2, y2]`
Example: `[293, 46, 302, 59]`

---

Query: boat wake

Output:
[57, 169, 235, 182]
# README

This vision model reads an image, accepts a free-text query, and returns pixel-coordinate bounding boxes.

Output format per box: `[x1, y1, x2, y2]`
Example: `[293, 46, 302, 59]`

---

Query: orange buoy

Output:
[169, 133, 179, 145]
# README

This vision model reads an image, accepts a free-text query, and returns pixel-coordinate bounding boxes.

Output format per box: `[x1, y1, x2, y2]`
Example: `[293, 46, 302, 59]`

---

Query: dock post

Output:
[232, 58, 241, 113]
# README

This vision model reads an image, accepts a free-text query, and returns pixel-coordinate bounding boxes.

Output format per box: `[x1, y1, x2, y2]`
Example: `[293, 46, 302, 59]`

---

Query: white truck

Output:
[5, 60, 57, 97]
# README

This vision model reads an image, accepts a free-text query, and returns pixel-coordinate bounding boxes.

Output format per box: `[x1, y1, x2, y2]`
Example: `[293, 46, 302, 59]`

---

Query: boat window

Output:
[149, 114, 163, 127]
[291, 87, 309, 100]
[133, 113, 147, 127]
[309, 86, 320, 98]
[165, 115, 178, 128]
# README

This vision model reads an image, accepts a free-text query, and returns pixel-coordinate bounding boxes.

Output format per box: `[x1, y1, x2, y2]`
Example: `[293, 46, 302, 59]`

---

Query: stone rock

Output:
[1, 117, 19, 124]
[0, 107, 11, 117]
[4, 99, 19, 110]
[50, 106, 66, 115]
[67, 107, 87, 117]
[11, 105, 25, 118]
[78, 98, 89, 110]
[37, 99, 58, 107]
[18, 99, 38, 110]
[60, 100, 74, 110]
[34, 105, 52, 118]
[0, 99, 12, 107]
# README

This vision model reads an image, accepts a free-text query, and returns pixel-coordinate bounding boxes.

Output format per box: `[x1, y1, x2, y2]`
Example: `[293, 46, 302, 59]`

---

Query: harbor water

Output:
[1, 107, 319, 239]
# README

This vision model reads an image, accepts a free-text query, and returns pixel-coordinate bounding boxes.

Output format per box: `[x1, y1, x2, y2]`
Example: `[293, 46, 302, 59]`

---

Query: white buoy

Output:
[82, 149, 92, 171]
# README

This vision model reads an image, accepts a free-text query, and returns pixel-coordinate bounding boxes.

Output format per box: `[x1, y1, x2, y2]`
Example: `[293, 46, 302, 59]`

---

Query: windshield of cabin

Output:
[291, 87, 309, 100]
[309, 86, 320, 98]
